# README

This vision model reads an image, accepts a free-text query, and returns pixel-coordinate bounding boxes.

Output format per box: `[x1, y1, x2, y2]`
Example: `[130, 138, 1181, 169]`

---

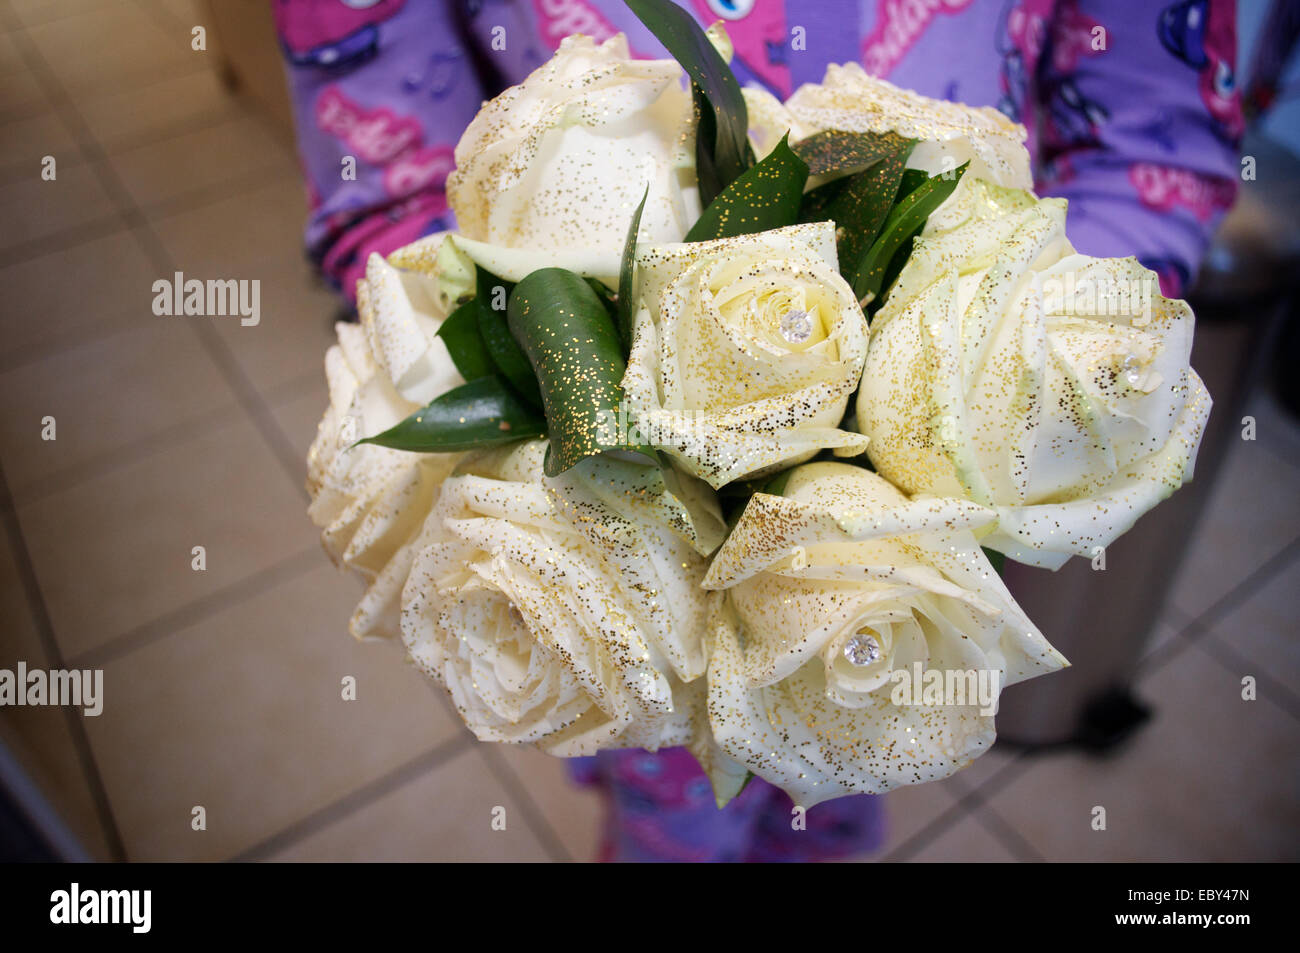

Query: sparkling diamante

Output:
[779, 309, 812, 343]
[843, 631, 882, 666]
[1120, 353, 1142, 386]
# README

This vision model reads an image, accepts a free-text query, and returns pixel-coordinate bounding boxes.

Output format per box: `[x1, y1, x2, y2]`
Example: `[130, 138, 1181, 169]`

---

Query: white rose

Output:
[400, 439, 727, 756]
[781, 63, 1034, 188]
[622, 222, 869, 488]
[445, 33, 700, 285]
[856, 182, 1212, 569]
[701, 463, 1067, 807]
[307, 251, 464, 640]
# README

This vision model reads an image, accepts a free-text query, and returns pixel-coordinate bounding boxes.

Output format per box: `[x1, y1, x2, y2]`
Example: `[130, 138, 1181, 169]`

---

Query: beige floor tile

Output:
[0, 31, 27, 74]
[25, 3, 198, 97]
[266, 745, 551, 862]
[1139, 616, 1183, 663]
[110, 114, 295, 212]
[0, 110, 80, 182]
[1170, 435, 1300, 620]
[875, 778, 963, 856]
[152, 178, 343, 396]
[18, 415, 313, 659]
[80, 68, 239, 153]
[269, 379, 328, 464]
[81, 561, 462, 861]
[155, 0, 206, 26]
[134, 0, 204, 29]
[1245, 389, 1300, 469]
[10, 0, 122, 29]
[0, 534, 112, 859]
[0, 67, 46, 124]
[941, 740, 1022, 794]
[980, 641, 1299, 861]
[491, 744, 605, 862]
[1204, 555, 1299, 694]
[0, 322, 237, 501]
[904, 812, 1018, 862]
[0, 227, 160, 369]
[0, 156, 119, 253]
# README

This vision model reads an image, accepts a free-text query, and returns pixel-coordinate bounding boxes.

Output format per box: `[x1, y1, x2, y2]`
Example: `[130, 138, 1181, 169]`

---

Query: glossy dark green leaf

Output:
[684, 133, 808, 242]
[585, 277, 618, 315]
[898, 167, 928, 195]
[762, 467, 795, 497]
[357, 375, 545, 453]
[873, 222, 924, 315]
[982, 546, 1006, 577]
[792, 129, 913, 178]
[474, 267, 541, 407]
[799, 136, 914, 283]
[692, 85, 724, 207]
[617, 187, 648, 352]
[853, 161, 969, 303]
[435, 300, 494, 382]
[626, 0, 752, 202]
[507, 268, 655, 476]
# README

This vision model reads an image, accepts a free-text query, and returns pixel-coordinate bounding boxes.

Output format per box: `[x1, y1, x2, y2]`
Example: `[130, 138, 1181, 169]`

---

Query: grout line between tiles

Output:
[2, 20, 311, 501]
[93, 103, 243, 159]
[1196, 630, 1300, 721]
[67, 545, 324, 670]
[879, 798, 969, 862]
[11, 398, 246, 506]
[262, 368, 327, 407]
[7, 1, 117, 31]
[1137, 536, 1300, 691]
[882, 749, 1035, 861]
[0, 456, 126, 860]
[137, 160, 300, 224]
[229, 735, 474, 862]
[0, 211, 129, 270]
[130, 0, 195, 36]
[966, 799, 1047, 862]
[475, 744, 575, 863]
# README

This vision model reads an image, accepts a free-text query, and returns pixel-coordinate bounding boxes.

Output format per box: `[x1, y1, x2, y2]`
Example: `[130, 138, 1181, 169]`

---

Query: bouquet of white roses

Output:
[306, 0, 1210, 808]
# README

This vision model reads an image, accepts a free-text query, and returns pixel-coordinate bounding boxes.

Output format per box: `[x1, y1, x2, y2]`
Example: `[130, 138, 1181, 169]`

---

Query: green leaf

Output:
[762, 468, 795, 497]
[684, 133, 808, 242]
[357, 375, 545, 453]
[474, 267, 542, 407]
[507, 268, 655, 476]
[585, 278, 618, 316]
[692, 85, 724, 207]
[435, 300, 495, 382]
[853, 161, 969, 303]
[626, 0, 752, 203]
[875, 221, 923, 310]
[792, 129, 913, 179]
[982, 546, 1006, 577]
[898, 167, 928, 195]
[617, 187, 648, 353]
[799, 135, 914, 285]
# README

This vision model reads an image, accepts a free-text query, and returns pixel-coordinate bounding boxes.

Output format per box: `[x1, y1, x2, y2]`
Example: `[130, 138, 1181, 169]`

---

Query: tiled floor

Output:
[1, 0, 1297, 863]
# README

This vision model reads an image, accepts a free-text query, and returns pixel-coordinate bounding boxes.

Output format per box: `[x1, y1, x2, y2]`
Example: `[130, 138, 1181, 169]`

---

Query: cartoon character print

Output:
[861, 0, 974, 79]
[320, 192, 452, 296]
[1157, 0, 1243, 142]
[274, 0, 406, 71]
[529, 0, 623, 49]
[997, 0, 1108, 151]
[401, 49, 466, 101]
[1137, 256, 1191, 299]
[691, 0, 791, 97]
[1128, 161, 1236, 223]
